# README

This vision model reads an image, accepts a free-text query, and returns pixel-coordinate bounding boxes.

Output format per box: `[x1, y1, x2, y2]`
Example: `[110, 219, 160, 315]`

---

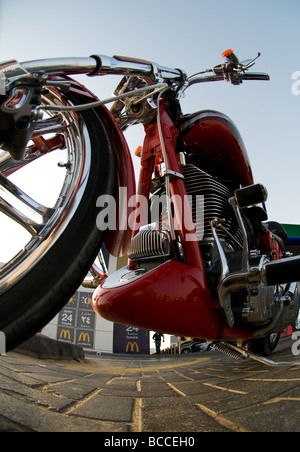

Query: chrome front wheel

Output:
[0, 88, 115, 350]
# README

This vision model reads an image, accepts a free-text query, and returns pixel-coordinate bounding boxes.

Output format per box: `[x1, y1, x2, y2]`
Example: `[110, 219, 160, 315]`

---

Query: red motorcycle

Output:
[0, 50, 299, 360]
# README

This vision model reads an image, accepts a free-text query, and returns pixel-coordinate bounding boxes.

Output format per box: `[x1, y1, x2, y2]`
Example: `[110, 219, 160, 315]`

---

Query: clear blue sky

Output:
[0, 0, 299, 227]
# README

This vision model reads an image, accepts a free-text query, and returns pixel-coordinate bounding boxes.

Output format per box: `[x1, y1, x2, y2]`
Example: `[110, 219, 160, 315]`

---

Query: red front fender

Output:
[67, 77, 136, 257]
[95, 107, 136, 257]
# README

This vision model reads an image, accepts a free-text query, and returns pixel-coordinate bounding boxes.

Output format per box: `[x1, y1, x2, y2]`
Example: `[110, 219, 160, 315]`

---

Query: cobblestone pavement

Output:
[0, 337, 299, 432]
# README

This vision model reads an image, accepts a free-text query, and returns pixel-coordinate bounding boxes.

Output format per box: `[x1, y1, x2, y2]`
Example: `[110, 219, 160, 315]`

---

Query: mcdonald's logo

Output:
[126, 342, 139, 353]
[60, 329, 71, 340]
[78, 332, 91, 343]
[87, 296, 92, 306]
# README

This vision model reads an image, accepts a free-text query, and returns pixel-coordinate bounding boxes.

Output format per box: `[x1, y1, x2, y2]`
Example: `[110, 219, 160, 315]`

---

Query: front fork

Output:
[136, 102, 205, 274]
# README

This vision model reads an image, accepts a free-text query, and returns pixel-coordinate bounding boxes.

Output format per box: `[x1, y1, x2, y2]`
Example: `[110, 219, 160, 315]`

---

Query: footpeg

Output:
[264, 256, 300, 286]
[234, 184, 268, 209]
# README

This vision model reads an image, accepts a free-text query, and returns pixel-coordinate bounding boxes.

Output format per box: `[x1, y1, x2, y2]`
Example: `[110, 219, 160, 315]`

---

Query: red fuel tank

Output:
[180, 110, 254, 187]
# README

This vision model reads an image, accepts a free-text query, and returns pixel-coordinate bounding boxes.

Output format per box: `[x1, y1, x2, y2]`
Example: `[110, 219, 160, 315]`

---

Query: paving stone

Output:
[0, 338, 299, 432]
[68, 394, 135, 423]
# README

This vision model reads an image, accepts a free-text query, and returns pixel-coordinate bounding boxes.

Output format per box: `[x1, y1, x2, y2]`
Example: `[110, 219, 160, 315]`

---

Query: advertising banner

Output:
[57, 291, 95, 349]
[113, 324, 150, 355]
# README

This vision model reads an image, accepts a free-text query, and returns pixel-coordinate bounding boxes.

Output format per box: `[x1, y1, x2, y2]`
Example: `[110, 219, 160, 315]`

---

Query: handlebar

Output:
[186, 71, 269, 90]
[1, 54, 183, 85]
[1, 50, 269, 91]
[93, 53, 270, 87]
[92, 54, 183, 83]
[0, 50, 270, 162]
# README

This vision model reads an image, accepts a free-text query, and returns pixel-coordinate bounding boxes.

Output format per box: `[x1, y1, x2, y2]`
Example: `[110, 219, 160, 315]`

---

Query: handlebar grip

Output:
[242, 72, 270, 81]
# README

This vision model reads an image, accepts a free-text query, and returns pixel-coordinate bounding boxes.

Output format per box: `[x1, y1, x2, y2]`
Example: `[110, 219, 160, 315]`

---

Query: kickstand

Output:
[246, 349, 300, 368]
[214, 342, 300, 368]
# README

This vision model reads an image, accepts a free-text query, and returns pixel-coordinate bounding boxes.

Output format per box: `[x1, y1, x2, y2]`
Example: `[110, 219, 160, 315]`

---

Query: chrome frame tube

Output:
[229, 196, 249, 272]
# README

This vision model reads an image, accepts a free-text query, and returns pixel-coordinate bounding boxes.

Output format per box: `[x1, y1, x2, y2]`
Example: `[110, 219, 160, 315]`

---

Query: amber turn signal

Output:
[222, 49, 234, 58]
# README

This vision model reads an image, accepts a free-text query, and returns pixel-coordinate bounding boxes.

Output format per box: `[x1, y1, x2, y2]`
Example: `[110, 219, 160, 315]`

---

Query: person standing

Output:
[153, 332, 164, 355]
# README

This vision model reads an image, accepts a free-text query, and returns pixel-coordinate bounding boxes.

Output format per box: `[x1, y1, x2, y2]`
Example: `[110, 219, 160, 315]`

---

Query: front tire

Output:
[0, 90, 115, 350]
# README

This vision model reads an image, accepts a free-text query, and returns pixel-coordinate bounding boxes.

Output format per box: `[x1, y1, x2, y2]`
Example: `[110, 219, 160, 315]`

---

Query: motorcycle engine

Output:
[129, 162, 245, 269]
[181, 164, 243, 249]
[181, 163, 249, 290]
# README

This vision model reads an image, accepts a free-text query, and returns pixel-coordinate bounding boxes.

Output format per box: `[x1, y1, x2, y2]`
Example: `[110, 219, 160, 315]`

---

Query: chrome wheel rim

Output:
[0, 88, 92, 295]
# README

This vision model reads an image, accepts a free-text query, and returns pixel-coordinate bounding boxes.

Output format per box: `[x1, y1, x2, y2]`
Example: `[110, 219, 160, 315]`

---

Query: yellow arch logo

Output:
[126, 342, 139, 353]
[60, 329, 71, 340]
[78, 332, 91, 343]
